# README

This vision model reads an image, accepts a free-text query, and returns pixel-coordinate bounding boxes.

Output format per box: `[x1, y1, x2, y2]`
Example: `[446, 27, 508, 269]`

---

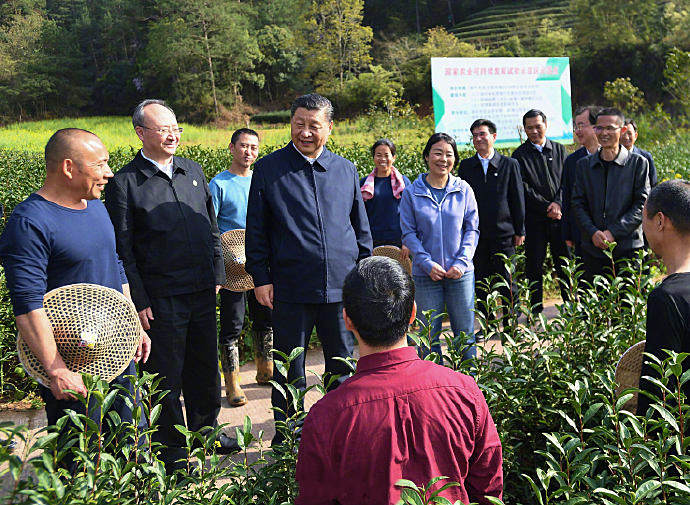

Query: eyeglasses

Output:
[472, 132, 490, 139]
[139, 126, 184, 135]
[593, 126, 621, 133]
[573, 123, 591, 131]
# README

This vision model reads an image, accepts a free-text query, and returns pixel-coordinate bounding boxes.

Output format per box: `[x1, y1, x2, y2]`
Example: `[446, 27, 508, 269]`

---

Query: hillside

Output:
[451, 0, 573, 49]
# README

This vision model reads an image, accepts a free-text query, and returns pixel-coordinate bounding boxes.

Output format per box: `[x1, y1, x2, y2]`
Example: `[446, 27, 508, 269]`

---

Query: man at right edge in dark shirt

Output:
[637, 180, 690, 415]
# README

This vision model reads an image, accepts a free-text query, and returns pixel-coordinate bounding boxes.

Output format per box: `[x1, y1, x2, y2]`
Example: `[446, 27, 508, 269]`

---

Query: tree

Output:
[570, 0, 664, 49]
[533, 19, 572, 57]
[324, 65, 403, 116]
[141, 0, 262, 122]
[603, 77, 646, 115]
[0, 10, 89, 121]
[663, 48, 690, 118]
[255, 25, 302, 103]
[662, 1, 690, 49]
[493, 35, 524, 57]
[301, 0, 373, 89]
[420, 26, 484, 58]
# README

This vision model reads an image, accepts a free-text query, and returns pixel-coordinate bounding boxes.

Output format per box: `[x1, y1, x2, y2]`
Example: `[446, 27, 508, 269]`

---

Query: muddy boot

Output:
[220, 343, 247, 407]
[253, 329, 274, 385]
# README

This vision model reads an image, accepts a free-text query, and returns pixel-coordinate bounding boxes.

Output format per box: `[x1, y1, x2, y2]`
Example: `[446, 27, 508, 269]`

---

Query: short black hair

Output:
[342, 257, 415, 347]
[574, 105, 601, 125]
[646, 180, 690, 234]
[44, 128, 99, 168]
[371, 138, 396, 157]
[290, 93, 334, 122]
[596, 107, 625, 125]
[470, 119, 496, 134]
[624, 119, 638, 132]
[522, 109, 546, 126]
[230, 128, 259, 146]
[422, 132, 460, 169]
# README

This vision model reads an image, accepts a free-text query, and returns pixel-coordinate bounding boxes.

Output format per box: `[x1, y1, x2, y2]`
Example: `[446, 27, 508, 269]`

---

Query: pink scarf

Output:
[361, 167, 406, 201]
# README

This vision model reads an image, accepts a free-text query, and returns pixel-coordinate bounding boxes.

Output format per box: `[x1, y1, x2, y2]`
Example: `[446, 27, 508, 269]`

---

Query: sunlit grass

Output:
[0, 115, 432, 152]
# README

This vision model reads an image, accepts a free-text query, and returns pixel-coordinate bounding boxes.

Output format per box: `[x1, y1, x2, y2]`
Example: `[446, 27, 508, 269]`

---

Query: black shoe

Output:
[214, 433, 240, 455]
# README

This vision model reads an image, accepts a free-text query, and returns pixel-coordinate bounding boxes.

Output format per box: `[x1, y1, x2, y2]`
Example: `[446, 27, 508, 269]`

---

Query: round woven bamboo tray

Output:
[221, 229, 255, 292]
[372, 245, 412, 274]
[17, 283, 141, 386]
[615, 340, 646, 413]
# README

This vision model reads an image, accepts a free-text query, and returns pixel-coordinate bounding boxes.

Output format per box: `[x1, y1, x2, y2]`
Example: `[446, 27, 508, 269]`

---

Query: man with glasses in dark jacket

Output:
[459, 119, 525, 328]
[561, 105, 601, 257]
[512, 109, 570, 314]
[246, 93, 372, 445]
[105, 99, 238, 471]
[571, 108, 650, 283]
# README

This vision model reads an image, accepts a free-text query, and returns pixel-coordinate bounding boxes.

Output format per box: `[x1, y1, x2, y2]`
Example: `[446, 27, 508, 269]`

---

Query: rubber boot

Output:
[220, 344, 247, 407]
[255, 356, 273, 385]
[253, 329, 274, 385]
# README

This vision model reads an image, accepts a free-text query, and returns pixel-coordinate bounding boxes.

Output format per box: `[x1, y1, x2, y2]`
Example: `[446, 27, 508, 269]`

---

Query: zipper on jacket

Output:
[308, 166, 328, 300]
[169, 177, 197, 284]
[415, 185, 463, 271]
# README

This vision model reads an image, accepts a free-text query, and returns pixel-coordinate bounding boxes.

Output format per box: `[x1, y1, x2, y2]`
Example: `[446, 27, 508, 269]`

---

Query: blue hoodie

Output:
[400, 173, 479, 277]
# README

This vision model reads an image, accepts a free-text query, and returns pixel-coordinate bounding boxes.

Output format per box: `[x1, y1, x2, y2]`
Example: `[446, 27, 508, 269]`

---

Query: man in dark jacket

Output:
[104, 99, 237, 470]
[621, 119, 658, 188]
[245, 94, 372, 444]
[561, 105, 600, 256]
[459, 119, 525, 327]
[512, 109, 570, 314]
[571, 108, 650, 283]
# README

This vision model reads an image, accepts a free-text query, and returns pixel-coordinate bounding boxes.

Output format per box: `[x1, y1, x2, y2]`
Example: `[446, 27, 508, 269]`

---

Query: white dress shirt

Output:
[477, 150, 495, 176]
[141, 150, 174, 179]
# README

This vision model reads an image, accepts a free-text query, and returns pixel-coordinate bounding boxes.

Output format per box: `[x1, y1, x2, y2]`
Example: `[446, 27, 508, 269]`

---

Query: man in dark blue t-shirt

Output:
[0, 128, 150, 430]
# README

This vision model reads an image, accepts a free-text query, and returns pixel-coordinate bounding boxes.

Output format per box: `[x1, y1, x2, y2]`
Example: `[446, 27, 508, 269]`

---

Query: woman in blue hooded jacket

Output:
[400, 132, 479, 363]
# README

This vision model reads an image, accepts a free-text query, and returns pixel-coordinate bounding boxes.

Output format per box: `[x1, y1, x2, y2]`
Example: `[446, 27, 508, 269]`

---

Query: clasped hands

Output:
[429, 263, 462, 281]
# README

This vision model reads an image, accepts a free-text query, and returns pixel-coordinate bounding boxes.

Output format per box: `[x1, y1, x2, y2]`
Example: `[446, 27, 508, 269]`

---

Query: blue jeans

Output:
[413, 271, 476, 364]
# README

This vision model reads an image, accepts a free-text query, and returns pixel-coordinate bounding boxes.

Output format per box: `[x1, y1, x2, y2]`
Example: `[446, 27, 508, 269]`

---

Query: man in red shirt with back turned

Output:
[295, 256, 503, 505]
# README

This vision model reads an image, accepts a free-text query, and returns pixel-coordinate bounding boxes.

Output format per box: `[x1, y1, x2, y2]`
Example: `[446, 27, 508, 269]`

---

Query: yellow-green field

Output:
[0, 115, 434, 151]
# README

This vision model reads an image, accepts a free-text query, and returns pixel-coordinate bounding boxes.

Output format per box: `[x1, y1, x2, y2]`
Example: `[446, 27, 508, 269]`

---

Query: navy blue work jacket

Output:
[246, 143, 372, 304]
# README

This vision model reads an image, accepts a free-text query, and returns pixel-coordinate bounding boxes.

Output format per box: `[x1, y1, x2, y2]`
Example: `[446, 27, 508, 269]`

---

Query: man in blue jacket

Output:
[561, 105, 600, 257]
[245, 94, 372, 444]
[621, 119, 658, 188]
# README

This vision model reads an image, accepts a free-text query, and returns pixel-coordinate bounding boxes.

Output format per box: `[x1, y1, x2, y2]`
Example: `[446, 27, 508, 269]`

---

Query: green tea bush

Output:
[0, 354, 308, 505]
[1, 138, 690, 502]
[0, 256, 689, 504]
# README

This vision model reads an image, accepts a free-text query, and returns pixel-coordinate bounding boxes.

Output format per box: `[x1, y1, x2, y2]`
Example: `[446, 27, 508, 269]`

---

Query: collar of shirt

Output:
[593, 145, 630, 168]
[292, 142, 319, 165]
[477, 150, 495, 175]
[355, 346, 420, 374]
[530, 140, 546, 153]
[140, 150, 174, 179]
[289, 142, 335, 171]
